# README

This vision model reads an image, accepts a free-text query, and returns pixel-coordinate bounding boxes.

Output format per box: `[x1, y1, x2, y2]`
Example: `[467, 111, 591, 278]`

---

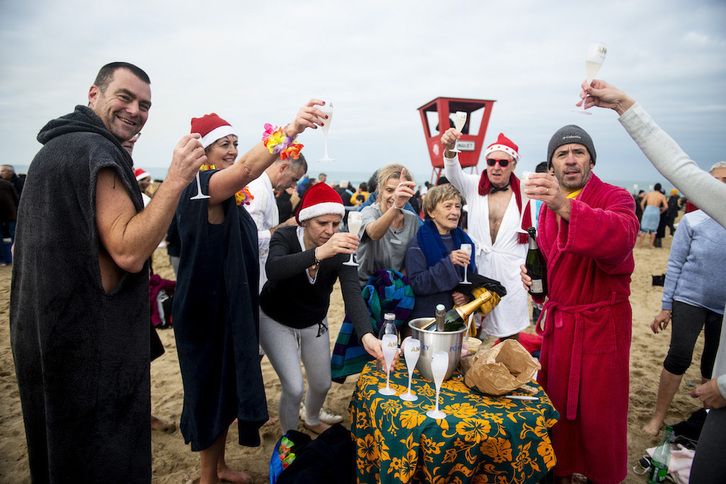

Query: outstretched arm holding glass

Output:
[578, 79, 726, 228]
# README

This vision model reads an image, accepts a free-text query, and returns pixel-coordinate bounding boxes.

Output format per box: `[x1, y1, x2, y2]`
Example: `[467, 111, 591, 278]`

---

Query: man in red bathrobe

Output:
[520, 125, 638, 483]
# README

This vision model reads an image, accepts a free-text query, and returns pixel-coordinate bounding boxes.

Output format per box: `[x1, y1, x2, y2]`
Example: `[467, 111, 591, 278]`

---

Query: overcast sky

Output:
[2, 0, 725, 188]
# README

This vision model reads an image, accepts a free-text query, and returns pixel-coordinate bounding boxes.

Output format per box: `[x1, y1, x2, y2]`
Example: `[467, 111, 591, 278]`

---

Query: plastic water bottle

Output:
[377, 313, 398, 373]
[647, 426, 672, 484]
[378, 313, 398, 341]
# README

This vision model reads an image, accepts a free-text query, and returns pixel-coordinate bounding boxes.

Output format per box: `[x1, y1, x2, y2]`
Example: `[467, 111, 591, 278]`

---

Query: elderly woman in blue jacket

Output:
[405, 185, 475, 319]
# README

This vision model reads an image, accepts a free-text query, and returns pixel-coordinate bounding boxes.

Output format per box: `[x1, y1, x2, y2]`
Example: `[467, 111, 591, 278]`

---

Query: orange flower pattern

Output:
[350, 360, 558, 483]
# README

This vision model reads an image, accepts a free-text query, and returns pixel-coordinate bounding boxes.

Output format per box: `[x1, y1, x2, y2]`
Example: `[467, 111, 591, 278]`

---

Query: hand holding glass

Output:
[452, 111, 467, 153]
[426, 350, 449, 419]
[318, 100, 334, 162]
[573, 42, 607, 114]
[460, 243, 472, 284]
[379, 334, 398, 396]
[399, 338, 420, 402]
[343, 212, 362, 266]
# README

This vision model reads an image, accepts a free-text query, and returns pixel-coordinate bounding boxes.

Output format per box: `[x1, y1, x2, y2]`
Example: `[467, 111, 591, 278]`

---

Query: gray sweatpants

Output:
[259, 310, 332, 434]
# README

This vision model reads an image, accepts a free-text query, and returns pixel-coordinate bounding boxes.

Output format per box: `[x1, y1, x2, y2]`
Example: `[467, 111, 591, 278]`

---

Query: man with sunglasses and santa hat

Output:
[442, 129, 533, 342]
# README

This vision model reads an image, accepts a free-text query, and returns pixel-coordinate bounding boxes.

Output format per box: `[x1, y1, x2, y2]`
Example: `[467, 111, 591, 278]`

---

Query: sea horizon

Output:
[11, 163, 679, 196]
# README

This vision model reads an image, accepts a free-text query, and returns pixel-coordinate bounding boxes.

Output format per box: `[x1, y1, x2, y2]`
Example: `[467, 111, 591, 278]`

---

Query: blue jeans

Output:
[1, 221, 15, 264]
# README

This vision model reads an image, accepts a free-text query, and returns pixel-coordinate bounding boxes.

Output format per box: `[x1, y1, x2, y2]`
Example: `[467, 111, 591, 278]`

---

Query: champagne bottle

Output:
[525, 227, 548, 297]
[422, 305, 447, 332]
[423, 291, 496, 332]
[435, 304, 445, 332]
[438, 290, 496, 331]
[647, 426, 673, 484]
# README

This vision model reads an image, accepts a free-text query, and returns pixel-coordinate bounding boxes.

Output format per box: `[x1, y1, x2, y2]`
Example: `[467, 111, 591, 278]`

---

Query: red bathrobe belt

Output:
[538, 292, 627, 420]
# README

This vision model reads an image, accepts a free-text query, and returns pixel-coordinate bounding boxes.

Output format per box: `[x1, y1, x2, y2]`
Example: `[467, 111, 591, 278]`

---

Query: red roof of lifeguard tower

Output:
[417, 97, 496, 184]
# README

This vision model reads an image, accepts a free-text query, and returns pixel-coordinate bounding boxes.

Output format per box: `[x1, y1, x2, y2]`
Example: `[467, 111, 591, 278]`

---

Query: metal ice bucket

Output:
[409, 317, 467, 381]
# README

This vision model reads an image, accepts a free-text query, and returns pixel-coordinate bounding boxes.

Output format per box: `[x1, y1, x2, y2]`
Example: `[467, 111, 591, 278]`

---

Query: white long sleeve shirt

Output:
[244, 171, 279, 292]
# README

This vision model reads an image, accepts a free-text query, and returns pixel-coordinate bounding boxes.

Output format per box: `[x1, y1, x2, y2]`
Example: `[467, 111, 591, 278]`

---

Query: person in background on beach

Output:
[134, 168, 152, 206]
[580, 78, 726, 484]
[443, 130, 534, 342]
[664, 189, 680, 236]
[1, 164, 24, 198]
[172, 107, 321, 484]
[260, 183, 383, 435]
[10, 61, 207, 482]
[0, 177, 19, 266]
[356, 164, 419, 287]
[276, 186, 300, 224]
[350, 182, 369, 205]
[520, 124, 638, 483]
[317, 172, 327, 185]
[0, 164, 23, 266]
[334, 179, 354, 207]
[634, 189, 645, 222]
[643, 163, 726, 436]
[638, 183, 667, 248]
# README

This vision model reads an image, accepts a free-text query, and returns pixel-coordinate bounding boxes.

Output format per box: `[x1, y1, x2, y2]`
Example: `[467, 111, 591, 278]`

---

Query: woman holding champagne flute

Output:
[259, 183, 385, 434]
[405, 185, 476, 319]
[173, 103, 323, 484]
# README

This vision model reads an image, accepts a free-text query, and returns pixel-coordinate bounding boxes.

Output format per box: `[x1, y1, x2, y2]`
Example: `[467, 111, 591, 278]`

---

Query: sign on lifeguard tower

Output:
[417, 97, 496, 184]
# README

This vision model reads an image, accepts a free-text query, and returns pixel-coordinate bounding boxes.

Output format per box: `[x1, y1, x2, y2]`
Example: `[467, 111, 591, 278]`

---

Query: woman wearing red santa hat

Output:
[259, 182, 385, 435]
[172, 101, 325, 484]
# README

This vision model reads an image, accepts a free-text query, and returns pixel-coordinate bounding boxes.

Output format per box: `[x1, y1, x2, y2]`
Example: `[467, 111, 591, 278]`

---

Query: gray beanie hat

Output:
[547, 125, 596, 168]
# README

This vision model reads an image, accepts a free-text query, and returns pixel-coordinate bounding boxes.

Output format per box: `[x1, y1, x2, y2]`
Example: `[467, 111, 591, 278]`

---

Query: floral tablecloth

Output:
[349, 360, 559, 483]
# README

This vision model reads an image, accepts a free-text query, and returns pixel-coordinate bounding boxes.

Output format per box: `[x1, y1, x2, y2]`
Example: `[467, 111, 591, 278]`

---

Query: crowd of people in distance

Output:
[7, 60, 726, 484]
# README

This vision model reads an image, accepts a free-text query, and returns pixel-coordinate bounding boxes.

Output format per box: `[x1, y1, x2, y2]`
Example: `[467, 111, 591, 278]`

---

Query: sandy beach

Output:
[0, 233, 708, 483]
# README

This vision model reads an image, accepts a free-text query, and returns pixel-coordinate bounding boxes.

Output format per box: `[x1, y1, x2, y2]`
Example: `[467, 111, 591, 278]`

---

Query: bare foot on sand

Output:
[262, 417, 279, 428]
[642, 419, 662, 436]
[151, 415, 176, 433]
[303, 421, 331, 435]
[218, 466, 252, 484]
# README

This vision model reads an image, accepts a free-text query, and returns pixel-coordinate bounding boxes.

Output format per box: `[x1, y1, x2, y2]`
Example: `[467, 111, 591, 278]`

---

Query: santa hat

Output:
[484, 133, 520, 161]
[190, 113, 237, 148]
[295, 182, 345, 224]
[134, 168, 150, 181]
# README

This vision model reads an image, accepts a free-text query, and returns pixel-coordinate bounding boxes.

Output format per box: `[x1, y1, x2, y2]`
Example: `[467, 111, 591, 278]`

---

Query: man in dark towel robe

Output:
[9, 62, 207, 483]
[521, 125, 638, 483]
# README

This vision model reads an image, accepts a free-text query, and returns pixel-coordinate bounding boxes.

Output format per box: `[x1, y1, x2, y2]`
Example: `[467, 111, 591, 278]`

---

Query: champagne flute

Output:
[426, 350, 448, 419]
[399, 338, 420, 402]
[343, 211, 362, 266]
[460, 243, 472, 284]
[573, 42, 607, 115]
[452, 111, 467, 153]
[318, 100, 334, 162]
[190, 171, 210, 200]
[378, 333, 398, 396]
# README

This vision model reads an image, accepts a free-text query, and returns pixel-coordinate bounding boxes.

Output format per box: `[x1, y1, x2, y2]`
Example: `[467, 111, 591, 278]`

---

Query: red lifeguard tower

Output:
[417, 97, 496, 184]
